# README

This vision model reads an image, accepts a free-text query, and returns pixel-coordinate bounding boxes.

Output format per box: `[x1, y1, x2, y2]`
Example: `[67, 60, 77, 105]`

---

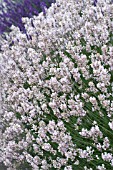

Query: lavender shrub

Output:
[0, 0, 113, 170]
[0, 0, 55, 34]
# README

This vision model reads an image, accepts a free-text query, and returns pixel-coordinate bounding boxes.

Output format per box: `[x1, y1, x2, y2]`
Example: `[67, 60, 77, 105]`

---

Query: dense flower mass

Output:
[0, 0, 55, 34]
[0, 0, 113, 169]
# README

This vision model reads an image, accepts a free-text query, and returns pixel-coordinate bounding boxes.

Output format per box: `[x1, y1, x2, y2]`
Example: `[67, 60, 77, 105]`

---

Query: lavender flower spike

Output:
[93, 0, 97, 6]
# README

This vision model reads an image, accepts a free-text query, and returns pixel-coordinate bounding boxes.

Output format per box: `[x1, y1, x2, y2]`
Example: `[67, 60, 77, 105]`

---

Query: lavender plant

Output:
[0, 0, 55, 34]
[0, 0, 113, 169]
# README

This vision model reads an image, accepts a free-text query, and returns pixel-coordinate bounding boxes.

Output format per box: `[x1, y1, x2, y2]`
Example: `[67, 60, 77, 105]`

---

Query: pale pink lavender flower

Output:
[0, 0, 113, 169]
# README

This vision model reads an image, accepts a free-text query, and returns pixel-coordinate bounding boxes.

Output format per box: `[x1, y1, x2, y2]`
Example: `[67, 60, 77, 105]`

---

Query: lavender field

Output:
[0, 0, 113, 170]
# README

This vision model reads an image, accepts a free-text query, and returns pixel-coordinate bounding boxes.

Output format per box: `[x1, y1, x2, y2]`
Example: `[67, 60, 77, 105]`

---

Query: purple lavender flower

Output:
[93, 0, 97, 6]
[0, 0, 55, 34]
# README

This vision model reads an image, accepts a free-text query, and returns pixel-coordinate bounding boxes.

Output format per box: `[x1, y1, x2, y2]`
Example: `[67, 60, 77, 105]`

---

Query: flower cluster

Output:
[0, 0, 113, 169]
[0, 0, 55, 34]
